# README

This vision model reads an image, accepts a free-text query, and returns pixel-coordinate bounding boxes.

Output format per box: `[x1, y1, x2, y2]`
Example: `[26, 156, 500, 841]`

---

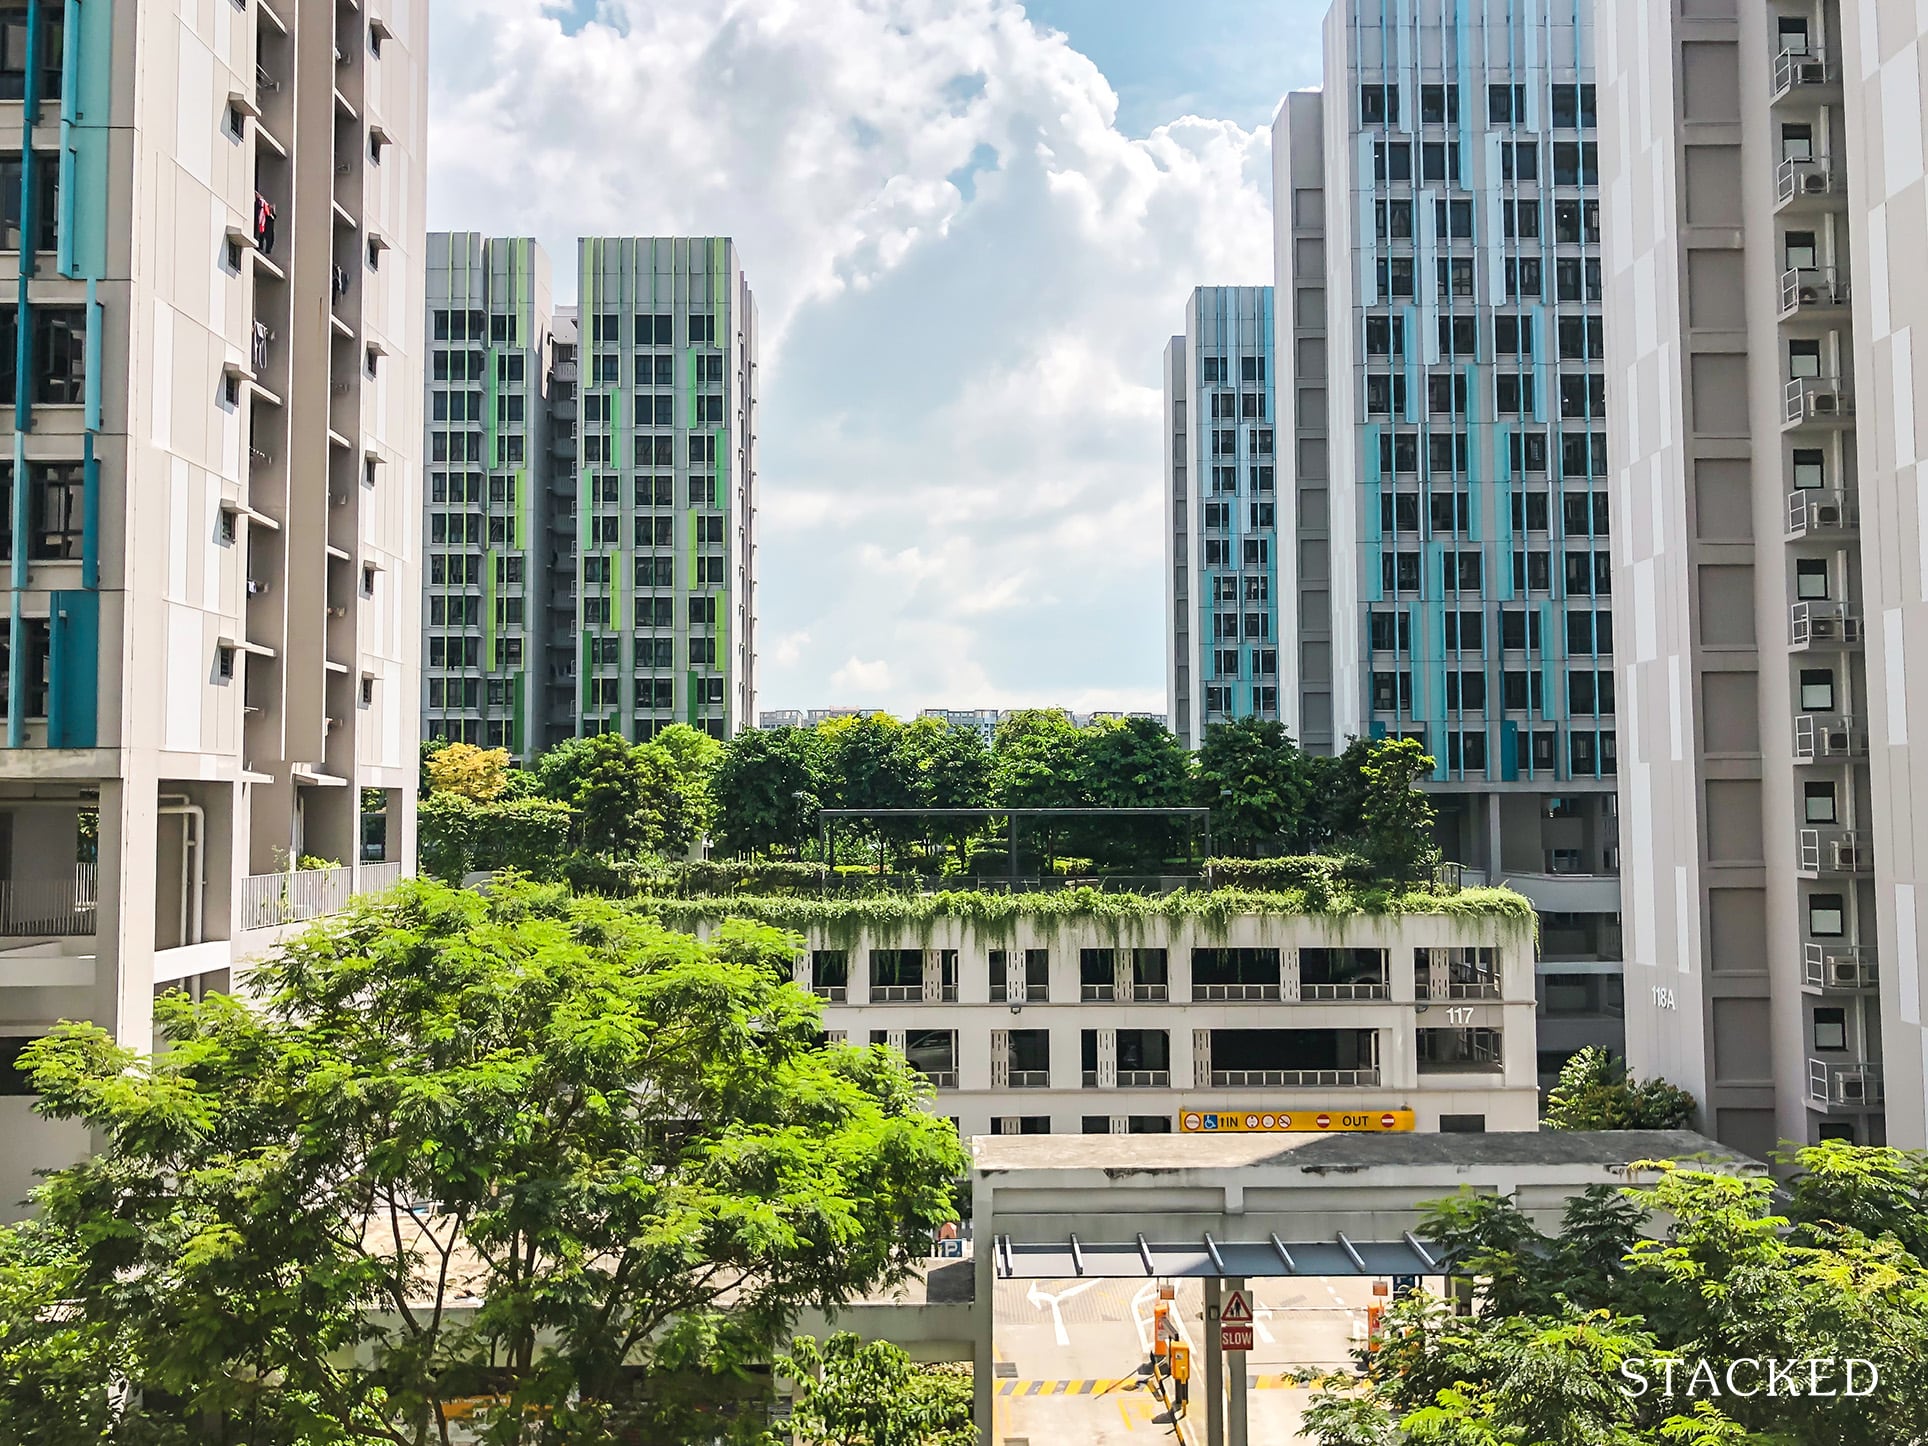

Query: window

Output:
[1808, 894, 1845, 937]
[1437, 315, 1477, 355]
[1496, 374, 1534, 415]
[1375, 199, 1414, 240]
[1553, 199, 1601, 245]
[1558, 374, 1606, 419]
[1444, 610, 1483, 651]
[1792, 448, 1826, 490]
[1509, 431, 1549, 473]
[1372, 671, 1412, 712]
[1447, 730, 1487, 770]
[1449, 550, 1482, 592]
[27, 462, 83, 558]
[1445, 672, 1486, 711]
[1365, 374, 1406, 416]
[1379, 431, 1419, 473]
[1369, 610, 1412, 652]
[1420, 141, 1460, 184]
[1813, 1007, 1847, 1052]
[1550, 83, 1597, 129]
[1500, 141, 1538, 182]
[1383, 551, 1421, 593]
[1377, 257, 1415, 298]
[0, 4, 63, 103]
[1488, 83, 1527, 123]
[1505, 257, 1542, 299]
[1795, 558, 1830, 600]
[1556, 257, 1603, 302]
[689, 315, 717, 345]
[1437, 257, 1475, 298]
[1360, 83, 1398, 123]
[1502, 200, 1539, 239]
[1419, 83, 1459, 123]
[1427, 373, 1468, 416]
[1494, 316, 1533, 356]
[1551, 141, 1599, 186]
[0, 153, 56, 253]
[1429, 432, 1469, 476]
[1381, 491, 1420, 535]
[1804, 782, 1838, 825]
[1557, 315, 1606, 361]
[1, 307, 87, 404]
[1514, 549, 1552, 592]
[1502, 670, 1543, 711]
[1433, 197, 1473, 238]
[1782, 122, 1813, 164]
[1365, 314, 1405, 356]
[1784, 231, 1818, 272]
[1799, 668, 1836, 712]
[1374, 141, 1412, 182]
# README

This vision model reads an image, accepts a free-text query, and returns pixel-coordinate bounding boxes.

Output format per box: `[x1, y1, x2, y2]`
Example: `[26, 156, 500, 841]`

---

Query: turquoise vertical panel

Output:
[47, 589, 96, 747]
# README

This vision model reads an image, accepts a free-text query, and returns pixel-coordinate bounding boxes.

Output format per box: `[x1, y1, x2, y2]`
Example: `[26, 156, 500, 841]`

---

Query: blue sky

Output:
[429, 0, 1327, 716]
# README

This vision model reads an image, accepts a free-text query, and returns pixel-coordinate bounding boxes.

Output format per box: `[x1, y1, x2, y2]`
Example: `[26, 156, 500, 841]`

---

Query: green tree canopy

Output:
[780, 1333, 973, 1446]
[1195, 717, 1320, 857]
[1073, 715, 1195, 867]
[818, 714, 920, 869]
[537, 733, 693, 859]
[650, 723, 725, 839]
[711, 726, 823, 858]
[1543, 1046, 1698, 1132]
[8, 878, 967, 1445]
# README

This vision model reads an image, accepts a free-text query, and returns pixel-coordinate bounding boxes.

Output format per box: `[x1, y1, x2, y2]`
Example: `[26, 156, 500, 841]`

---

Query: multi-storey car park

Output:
[423, 235, 756, 758]
[653, 886, 1542, 1137]
[0, 0, 427, 1213]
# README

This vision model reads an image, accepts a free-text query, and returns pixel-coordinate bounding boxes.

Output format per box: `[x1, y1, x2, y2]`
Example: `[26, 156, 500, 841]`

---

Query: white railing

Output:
[1299, 981, 1391, 1001]
[1786, 489, 1858, 537]
[922, 1069, 958, 1090]
[1779, 266, 1848, 315]
[0, 864, 98, 936]
[1798, 827, 1873, 875]
[238, 865, 354, 931]
[1794, 713, 1868, 761]
[1192, 982, 1282, 1002]
[1808, 1058, 1882, 1107]
[1773, 49, 1837, 98]
[870, 984, 922, 1003]
[1790, 601, 1862, 648]
[1081, 983, 1115, 1001]
[813, 985, 848, 1003]
[1783, 376, 1854, 425]
[357, 861, 406, 895]
[1006, 1069, 1050, 1089]
[1117, 1069, 1171, 1088]
[1211, 1068, 1380, 1088]
[1777, 156, 1845, 207]
[1803, 942, 1877, 990]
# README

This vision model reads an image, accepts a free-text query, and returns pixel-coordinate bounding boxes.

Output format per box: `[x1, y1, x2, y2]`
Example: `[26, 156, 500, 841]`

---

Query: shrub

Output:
[418, 795, 574, 881]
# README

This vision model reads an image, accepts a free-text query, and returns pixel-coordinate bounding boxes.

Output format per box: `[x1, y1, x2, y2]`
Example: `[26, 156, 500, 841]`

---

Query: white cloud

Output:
[429, 0, 1281, 716]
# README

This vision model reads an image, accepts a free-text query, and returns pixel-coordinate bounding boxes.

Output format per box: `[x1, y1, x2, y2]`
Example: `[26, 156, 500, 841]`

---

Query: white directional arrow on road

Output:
[1026, 1277, 1101, 1347]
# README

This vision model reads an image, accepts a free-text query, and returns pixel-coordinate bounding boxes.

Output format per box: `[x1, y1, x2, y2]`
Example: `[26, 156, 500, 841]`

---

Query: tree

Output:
[1195, 717, 1319, 858]
[712, 727, 822, 858]
[9, 877, 968, 1444]
[780, 1333, 973, 1446]
[818, 714, 919, 870]
[1543, 1046, 1698, 1132]
[538, 733, 692, 858]
[424, 741, 515, 802]
[1304, 1147, 1928, 1446]
[651, 723, 725, 840]
[991, 710, 1083, 866]
[1352, 736, 1440, 884]
[898, 717, 993, 866]
[416, 794, 575, 881]
[1073, 716, 1195, 868]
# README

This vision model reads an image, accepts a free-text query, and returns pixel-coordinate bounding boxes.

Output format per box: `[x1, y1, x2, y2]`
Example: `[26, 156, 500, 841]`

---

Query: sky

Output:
[427, 0, 1329, 716]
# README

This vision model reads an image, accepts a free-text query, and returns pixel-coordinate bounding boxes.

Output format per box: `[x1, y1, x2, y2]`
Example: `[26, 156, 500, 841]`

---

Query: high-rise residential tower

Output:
[0, 1, 428, 1213]
[1259, 0, 1625, 1084]
[1600, 1, 1928, 1153]
[1165, 286, 1280, 749]
[423, 236, 757, 757]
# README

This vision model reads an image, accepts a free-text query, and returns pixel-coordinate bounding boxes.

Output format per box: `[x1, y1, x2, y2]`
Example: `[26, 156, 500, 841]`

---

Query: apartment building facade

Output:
[790, 907, 1541, 1136]
[0, 0, 427, 1213]
[1600, 0, 1928, 1153]
[1258, 0, 1625, 1084]
[423, 236, 757, 757]
[1165, 286, 1282, 750]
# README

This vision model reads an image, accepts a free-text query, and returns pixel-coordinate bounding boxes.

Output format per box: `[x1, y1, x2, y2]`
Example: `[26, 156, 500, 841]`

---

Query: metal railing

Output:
[1780, 266, 1848, 315]
[921, 1069, 959, 1090]
[1192, 982, 1282, 1002]
[812, 985, 848, 1003]
[1117, 1069, 1171, 1088]
[990, 983, 1050, 1003]
[358, 861, 405, 894]
[1794, 713, 1868, 761]
[1081, 983, 1116, 1002]
[0, 865, 98, 936]
[1005, 1069, 1050, 1089]
[1790, 601, 1862, 648]
[1298, 981, 1391, 1001]
[1798, 826, 1873, 875]
[869, 984, 923, 1003]
[1786, 488, 1858, 537]
[1803, 942, 1877, 990]
[238, 865, 353, 931]
[1777, 156, 1845, 207]
[1808, 1058, 1882, 1107]
[1773, 48, 1838, 99]
[1783, 376, 1854, 425]
[1210, 1068, 1380, 1088]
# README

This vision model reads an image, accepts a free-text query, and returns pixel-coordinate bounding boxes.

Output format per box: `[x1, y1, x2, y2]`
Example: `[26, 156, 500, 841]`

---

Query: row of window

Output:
[1200, 537, 1271, 568]
[1381, 549, 1618, 604]
[1367, 370, 1605, 420]
[1368, 314, 1603, 362]
[1201, 501, 1276, 532]
[1209, 427, 1273, 456]
[1206, 646, 1279, 680]
[1201, 356, 1267, 384]
[1366, 725, 1617, 777]
[1377, 429, 1609, 478]
[1203, 684, 1281, 716]
[1370, 139, 1599, 188]
[1376, 255, 1601, 308]
[1204, 465, 1276, 495]
[584, 313, 723, 347]
[1206, 391, 1267, 420]
[1359, 81, 1597, 130]
[1372, 668, 1616, 717]
[1377, 487, 1609, 539]
[583, 434, 725, 466]
[0, 460, 84, 560]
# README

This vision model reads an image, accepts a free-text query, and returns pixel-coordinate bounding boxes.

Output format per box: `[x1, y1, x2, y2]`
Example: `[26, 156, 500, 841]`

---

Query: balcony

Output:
[0, 866, 98, 937]
[1780, 267, 1849, 318]
[1794, 713, 1868, 762]
[1789, 601, 1862, 650]
[1797, 826, 1873, 876]
[1783, 376, 1854, 428]
[1802, 942, 1877, 992]
[1786, 489, 1859, 539]
[1776, 157, 1847, 212]
[1807, 1058, 1882, 1109]
[1210, 1068, 1381, 1088]
[236, 864, 401, 931]
[1771, 49, 1842, 104]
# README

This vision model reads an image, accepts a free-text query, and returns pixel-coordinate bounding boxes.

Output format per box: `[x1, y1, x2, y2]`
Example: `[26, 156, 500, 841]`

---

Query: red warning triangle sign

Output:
[1221, 1289, 1254, 1323]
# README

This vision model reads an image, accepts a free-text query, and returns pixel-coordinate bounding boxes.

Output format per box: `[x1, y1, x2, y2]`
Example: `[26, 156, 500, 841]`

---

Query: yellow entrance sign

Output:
[1179, 1108, 1417, 1133]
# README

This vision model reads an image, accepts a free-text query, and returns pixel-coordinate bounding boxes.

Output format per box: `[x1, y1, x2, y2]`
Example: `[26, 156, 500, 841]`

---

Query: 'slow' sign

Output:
[1219, 1322, 1253, 1351]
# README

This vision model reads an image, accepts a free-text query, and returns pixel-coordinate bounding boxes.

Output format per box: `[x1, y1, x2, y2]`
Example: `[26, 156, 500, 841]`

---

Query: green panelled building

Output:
[424, 235, 757, 757]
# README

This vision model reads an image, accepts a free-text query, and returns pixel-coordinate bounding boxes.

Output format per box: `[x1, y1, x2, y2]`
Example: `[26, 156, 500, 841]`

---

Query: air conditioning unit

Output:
[1824, 727, 1852, 753]
[1799, 285, 1820, 304]
[1813, 392, 1839, 413]
[1835, 841, 1867, 871]
[1811, 616, 1839, 639]
[1837, 1071, 1872, 1103]
[1798, 60, 1826, 83]
[1805, 171, 1830, 193]
[1827, 958, 1864, 988]
[1816, 503, 1842, 527]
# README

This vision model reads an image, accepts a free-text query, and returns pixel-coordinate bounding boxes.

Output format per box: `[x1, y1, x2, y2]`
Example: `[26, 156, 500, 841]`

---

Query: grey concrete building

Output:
[1261, 0, 1626, 1087]
[423, 236, 757, 756]
[1600, 0, 1928, 1153]
[0, 0, 428, 1213]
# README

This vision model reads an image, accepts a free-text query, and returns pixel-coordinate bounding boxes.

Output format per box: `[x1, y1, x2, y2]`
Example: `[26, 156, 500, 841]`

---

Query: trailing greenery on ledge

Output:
[634, 882, 1535, 943]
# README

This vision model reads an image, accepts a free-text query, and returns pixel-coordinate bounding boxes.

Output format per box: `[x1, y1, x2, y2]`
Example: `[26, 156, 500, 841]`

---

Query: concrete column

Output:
[989, 1029, 1009, 1088]
[1096, 1026, 1117, 1087]
[1227, 1275, 1248, 1446]
[1193, 1027, 1213, 1086]
[1113, 949, 1133, 1000]
[1204, 1275, 1224, 1446]
[1484, 790, 1503, 874]
[98, 778, 157, 1051]
[971, 1174, 995, 1444]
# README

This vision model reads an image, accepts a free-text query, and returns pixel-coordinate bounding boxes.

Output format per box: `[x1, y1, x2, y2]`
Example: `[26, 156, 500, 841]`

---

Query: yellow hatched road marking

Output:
[997, 1375, 1303, 1396]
